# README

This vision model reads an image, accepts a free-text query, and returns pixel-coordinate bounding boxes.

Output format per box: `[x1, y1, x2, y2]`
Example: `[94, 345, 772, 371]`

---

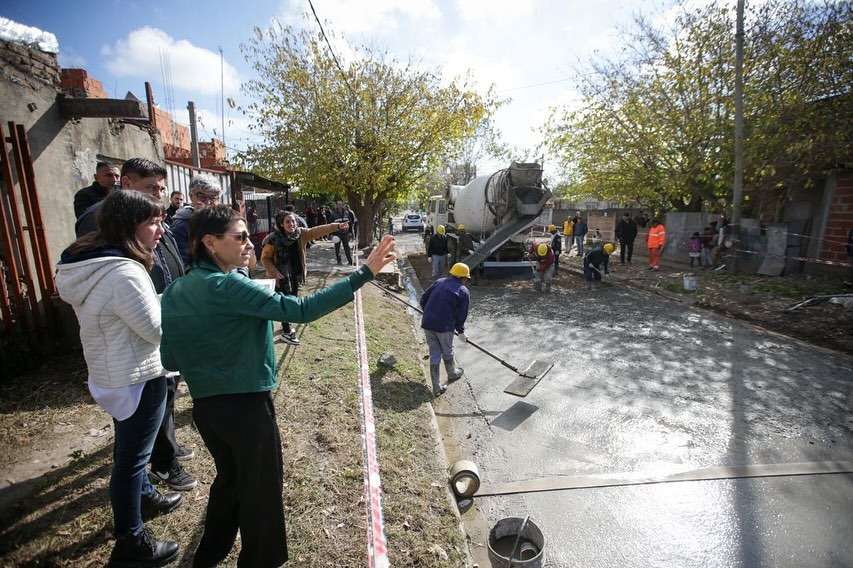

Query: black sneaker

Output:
[175, 445, 194, 462]
[109, 526, 179, 568]
[149, 463, 198, 491]
[281, 331, 300, 346]
[141, 489, 183, 521]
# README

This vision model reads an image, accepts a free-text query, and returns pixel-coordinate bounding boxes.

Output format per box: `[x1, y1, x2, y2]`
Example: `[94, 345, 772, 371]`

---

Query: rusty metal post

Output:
[0, 125, 21, 333]
[0, 123, 42, 335]
[7, 122, 49, 301]
[15, 124, 55, 296]
[145, 82, 156, 130]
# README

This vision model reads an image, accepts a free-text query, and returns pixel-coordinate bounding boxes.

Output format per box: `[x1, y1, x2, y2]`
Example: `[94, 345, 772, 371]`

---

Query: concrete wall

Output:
[1, 40, 163, 280]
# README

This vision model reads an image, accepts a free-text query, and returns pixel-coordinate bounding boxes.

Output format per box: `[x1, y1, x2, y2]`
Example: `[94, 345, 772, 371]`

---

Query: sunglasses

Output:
[221, 231, 250, 243]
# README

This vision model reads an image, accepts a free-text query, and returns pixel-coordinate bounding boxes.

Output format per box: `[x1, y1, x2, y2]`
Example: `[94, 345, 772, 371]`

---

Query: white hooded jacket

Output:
[56, 253, 163, 389]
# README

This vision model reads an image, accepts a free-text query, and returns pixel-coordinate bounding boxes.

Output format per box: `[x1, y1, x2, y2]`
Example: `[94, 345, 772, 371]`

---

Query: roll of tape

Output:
[449, 459, 481, 498]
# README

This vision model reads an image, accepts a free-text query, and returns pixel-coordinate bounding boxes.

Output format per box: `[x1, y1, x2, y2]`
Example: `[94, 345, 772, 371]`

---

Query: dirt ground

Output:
[0, 273, 466, 567]
[409, 251, 853, 355]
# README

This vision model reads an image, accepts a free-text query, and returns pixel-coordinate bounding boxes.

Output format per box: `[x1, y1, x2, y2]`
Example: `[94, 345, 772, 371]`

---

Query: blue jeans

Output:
[431, 254, 447, 277]
[111, 376, 167, 537]
[574, 236, 585, 256]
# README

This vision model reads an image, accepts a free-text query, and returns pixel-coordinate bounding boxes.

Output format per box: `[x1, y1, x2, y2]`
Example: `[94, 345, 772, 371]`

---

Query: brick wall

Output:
[0, 38, 60, 89]
[154, 107, 191, 150]
[60, 68, 107, 98]
[820, 171, 853, 263]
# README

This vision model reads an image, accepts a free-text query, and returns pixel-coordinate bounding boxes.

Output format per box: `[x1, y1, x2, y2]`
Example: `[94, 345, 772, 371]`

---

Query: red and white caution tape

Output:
[734, 247, 853, 268]
[353, 256, 390, 568]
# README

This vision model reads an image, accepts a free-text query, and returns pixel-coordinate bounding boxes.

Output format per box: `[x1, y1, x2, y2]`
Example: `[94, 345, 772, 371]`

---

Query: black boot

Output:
[109, 526, 179, 567]
[141, 489, 182, 521]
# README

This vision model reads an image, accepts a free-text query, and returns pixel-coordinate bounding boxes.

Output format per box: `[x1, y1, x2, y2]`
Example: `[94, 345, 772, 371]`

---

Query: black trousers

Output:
[192, 391, 287, 568]
[334, 233, 353, 264]
[620, 239, 635, 263]
[275, 276, 300, 335]
[149, 375, 178, 472]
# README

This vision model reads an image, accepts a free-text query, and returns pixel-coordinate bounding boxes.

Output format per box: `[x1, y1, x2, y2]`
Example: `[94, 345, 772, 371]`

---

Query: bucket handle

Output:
[506, 515, 530, 568]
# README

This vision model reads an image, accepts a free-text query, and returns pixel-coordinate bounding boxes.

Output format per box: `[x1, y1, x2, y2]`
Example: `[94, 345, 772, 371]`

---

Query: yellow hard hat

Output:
[449, 262, 470, 278]
[537, 243, 549, 256]
[547, 224, 556, 233]
[436, 225, 446, 235]
[457, 224, 465, 231]
[603, 243, 615, 255]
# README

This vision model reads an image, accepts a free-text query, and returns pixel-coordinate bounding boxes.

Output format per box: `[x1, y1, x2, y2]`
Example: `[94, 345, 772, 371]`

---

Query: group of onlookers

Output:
[64, 159, 396, 567]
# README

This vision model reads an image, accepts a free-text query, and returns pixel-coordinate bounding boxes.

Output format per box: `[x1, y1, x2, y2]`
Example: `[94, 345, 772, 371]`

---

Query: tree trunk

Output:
[351, 201, 379, 248]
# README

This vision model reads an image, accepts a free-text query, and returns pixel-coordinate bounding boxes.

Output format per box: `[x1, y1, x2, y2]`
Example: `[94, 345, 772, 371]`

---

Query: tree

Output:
[544, 0, 852, 217]
[239, 21, 500, 246]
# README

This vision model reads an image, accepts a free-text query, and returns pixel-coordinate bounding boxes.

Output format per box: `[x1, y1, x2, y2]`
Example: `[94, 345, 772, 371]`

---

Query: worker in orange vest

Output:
[647, 218, 666, 270]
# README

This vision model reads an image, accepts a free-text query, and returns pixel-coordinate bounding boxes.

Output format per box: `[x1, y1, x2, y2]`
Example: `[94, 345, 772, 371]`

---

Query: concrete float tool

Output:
[368, 280, 554, 396]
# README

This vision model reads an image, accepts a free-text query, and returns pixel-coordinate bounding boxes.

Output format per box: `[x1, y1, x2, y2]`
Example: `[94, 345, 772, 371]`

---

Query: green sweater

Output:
[161, 261, 373, 399]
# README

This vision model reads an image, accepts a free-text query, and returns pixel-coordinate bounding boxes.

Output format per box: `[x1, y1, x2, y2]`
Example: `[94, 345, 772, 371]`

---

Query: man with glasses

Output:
[170, 174, 222, 265]
[75, 157, 199, 494]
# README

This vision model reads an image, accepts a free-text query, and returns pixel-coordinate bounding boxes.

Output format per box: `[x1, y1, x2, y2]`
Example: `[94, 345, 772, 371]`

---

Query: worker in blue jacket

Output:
[420, 263, 471, 397]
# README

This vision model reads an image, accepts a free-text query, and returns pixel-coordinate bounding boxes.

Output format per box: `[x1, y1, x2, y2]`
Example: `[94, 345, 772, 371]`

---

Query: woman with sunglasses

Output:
[160, 205, 396, 567]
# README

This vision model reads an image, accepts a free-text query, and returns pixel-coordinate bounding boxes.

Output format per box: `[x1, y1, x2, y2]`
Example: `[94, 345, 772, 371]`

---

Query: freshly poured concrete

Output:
[427, 275, 853, 567]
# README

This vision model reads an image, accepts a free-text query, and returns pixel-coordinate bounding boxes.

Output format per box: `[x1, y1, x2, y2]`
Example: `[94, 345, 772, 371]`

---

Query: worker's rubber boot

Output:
[545, 283, 552, 293]
[534, 281, 542, 292]
[444, 358, 464, 382]
[430, 364, 446, 397]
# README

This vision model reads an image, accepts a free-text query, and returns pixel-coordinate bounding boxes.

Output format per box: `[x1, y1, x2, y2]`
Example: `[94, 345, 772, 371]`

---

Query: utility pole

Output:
[187, 101, 201, 168]
[731, 0, 745, 270]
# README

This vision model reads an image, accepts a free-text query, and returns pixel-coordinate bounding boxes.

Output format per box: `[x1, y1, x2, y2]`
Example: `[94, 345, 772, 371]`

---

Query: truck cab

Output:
[426, 195, 448, 231]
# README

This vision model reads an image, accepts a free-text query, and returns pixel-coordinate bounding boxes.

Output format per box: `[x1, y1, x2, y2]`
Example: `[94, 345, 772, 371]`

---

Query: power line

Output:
[307, 0, 358, 99]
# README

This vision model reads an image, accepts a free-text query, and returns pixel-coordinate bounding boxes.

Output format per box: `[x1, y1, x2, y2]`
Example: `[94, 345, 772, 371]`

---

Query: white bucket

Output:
[683, 274, 698, 291]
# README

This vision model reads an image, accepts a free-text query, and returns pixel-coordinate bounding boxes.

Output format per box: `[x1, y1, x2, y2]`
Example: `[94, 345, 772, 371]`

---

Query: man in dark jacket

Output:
[165, 191, 184, 224]
[420, 262, 470, 397]
[573, 215, 588, 257]
[73, 162, 119, 218]
[615, 213, 638, 264]
[428, 225, 449, 277]
[584, 243, 613, 289]
[331, 201, 355, 265]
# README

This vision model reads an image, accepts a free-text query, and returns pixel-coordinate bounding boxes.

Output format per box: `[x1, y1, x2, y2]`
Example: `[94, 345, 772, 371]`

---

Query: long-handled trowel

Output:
[368, 281, 554, 397]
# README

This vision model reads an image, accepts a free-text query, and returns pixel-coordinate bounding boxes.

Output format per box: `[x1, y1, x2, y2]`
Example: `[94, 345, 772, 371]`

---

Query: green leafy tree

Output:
[239, 21, 499, 246]
[545, 0, 852, 217]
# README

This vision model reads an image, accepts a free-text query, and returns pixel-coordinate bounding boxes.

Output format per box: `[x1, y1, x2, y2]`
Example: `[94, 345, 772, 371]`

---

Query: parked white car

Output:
[401, 213, 425, 232]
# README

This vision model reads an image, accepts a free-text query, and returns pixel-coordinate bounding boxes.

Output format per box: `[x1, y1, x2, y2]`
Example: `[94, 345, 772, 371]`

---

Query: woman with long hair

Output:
[160, 205, 396, 567]
[56, 190, 181, 567]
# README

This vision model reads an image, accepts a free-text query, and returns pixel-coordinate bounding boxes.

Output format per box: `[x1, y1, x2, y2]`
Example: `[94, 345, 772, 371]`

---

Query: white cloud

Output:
[101, 27, 240, 96]
[280, 0, 441, 34]
[456, 0, 536, 23]
[59, 48, 86, 68]
[194, 108, 259, 150]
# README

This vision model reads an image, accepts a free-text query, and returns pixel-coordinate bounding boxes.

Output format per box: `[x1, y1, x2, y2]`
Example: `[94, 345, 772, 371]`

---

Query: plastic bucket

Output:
[487, 517, 545, 567]
[683, 273, 698, 292]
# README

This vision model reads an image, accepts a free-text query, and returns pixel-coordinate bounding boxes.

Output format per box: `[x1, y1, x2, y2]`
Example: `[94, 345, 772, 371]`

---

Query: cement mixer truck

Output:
[425, 162, 553, 272]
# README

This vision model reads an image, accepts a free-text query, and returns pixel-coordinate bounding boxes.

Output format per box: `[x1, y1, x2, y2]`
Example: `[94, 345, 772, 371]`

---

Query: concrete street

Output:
[392, 229, 853, 568]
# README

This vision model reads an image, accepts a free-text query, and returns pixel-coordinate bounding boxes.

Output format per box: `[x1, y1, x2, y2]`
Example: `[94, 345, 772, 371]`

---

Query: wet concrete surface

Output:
[392, 232, 853, 568]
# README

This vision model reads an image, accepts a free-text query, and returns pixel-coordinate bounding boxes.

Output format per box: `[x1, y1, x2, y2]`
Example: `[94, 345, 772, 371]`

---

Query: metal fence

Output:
[165, 161, 232, 206]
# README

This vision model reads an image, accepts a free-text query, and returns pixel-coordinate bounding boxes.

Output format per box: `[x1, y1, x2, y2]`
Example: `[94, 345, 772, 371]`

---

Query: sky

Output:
[2, 0, 688, 176]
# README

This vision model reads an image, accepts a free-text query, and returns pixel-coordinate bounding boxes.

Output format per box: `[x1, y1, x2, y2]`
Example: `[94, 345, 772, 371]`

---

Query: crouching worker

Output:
[584, 242, 614, 289]
[160, 206, 396, 567]
[420, 262, 471, 397]
[531, 242, 555, 292]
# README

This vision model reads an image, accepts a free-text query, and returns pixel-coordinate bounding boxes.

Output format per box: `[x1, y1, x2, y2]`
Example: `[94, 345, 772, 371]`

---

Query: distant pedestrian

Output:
[688, 232, 702, 268]
[331, 201, 355, 265]
[712, 216, 731, 266]
[573, 216, 588, 257]
[73, 161, 120, 218]
[165, 191, 183, 225]
[562, 217, 574, 253]
[647, 218, 666, 270]
[530, 242, 555, 292]
[428, 225, 449, 277]
[549, 224, 562, 273]
[420, 262, 470, 397]
[615, 212, 638, 264]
